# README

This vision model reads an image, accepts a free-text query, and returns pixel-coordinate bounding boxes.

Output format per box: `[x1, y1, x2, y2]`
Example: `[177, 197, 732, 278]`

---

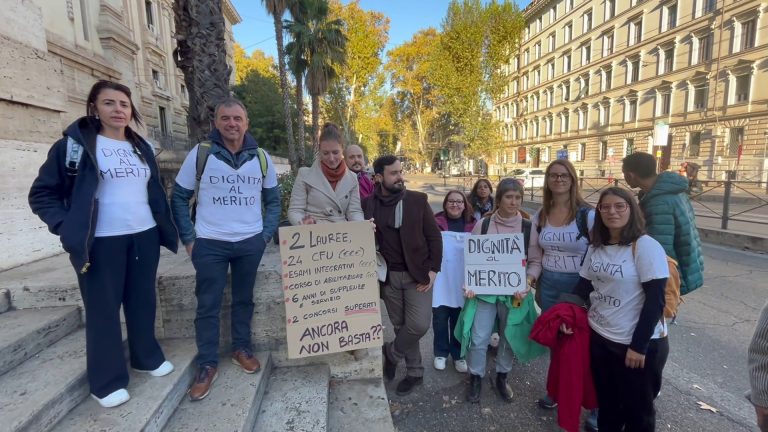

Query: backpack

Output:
[190, 140, 268, 221]
[631, 242, 683, 319]
[480, 216, 532, 254]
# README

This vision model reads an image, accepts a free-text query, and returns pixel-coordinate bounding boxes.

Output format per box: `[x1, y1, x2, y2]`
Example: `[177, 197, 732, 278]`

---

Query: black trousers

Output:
[590, 330, 669, 432]
[76, 227, 165, 398]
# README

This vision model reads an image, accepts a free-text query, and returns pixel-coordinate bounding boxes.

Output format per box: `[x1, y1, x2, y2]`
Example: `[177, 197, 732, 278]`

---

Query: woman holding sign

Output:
[288, 123, 367, 360]
[526, 160, 597, 430]
[563, 187, 669, 432]
[431, 190, 476, 373]
[457, 178, 542, 404]
[28, 80, 179, 408]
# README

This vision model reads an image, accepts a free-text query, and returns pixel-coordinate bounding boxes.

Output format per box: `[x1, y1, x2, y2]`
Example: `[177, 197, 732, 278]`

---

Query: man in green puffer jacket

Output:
[622, 152, 704, 295]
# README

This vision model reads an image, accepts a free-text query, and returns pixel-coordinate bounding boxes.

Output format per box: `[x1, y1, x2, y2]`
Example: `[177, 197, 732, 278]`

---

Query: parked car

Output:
[510, 168, 546, 188]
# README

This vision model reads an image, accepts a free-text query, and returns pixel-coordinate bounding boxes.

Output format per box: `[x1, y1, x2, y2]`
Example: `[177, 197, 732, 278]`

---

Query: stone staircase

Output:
[0, 247, 394, 432]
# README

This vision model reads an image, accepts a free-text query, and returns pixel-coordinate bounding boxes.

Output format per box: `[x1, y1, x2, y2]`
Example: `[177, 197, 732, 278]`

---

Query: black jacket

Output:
[28, 117, 178, 273]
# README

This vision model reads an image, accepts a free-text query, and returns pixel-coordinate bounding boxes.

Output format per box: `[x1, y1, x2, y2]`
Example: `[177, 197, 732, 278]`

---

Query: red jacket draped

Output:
[530, 302, 597, 432]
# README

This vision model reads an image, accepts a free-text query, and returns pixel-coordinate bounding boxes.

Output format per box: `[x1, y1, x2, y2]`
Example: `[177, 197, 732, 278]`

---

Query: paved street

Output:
[379, 175, 768, 431]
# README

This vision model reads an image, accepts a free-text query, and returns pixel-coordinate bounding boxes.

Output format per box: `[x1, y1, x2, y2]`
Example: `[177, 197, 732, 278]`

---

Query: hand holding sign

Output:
[464, 233, 527, 296]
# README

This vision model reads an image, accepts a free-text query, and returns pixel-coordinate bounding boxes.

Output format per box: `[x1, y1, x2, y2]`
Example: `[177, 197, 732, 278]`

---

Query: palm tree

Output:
[172, 0, 231, 143]
[285, 0, 346, 152]
[285, 1, 309, 166]
[262, 0, 299, 172]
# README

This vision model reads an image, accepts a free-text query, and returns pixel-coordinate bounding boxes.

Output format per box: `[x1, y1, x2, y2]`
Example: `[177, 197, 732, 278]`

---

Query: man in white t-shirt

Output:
[170, 98, 280, 402]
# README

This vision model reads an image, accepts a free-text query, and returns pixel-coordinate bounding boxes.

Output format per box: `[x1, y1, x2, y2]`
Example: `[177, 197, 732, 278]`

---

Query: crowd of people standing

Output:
[37, 85, 768, 432]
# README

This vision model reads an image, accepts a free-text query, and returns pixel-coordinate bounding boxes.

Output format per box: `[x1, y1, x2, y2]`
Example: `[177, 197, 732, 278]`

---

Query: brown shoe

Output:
[231, 348, 261, 374]
[188, 365, 218, 401]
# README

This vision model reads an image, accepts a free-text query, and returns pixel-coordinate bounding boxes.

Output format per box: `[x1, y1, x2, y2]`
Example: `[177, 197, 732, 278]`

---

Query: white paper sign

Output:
[464, 233, 527, 295]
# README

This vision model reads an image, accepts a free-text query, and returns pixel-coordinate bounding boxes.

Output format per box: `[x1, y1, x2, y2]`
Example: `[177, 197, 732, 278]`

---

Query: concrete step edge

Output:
[164, 351, 273, 432]
[327, 378, 394, 432]
[254, 364, 332, 432]
[0, 305, 81, 377]
[51, 337, 196, 432]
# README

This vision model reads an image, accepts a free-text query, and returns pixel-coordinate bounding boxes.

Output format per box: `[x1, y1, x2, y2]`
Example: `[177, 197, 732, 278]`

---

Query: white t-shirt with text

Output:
[176, 144, 278, 242]
[533, 210, 595, 273]
[94, 135, 156, 237]
[432, 232, 469, 308]
[579, 235, 670, 345]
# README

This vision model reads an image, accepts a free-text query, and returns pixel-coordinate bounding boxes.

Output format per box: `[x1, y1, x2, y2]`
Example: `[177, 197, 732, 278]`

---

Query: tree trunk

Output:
[172, 0, 231, 145]
[295, 74, 306, 167]
[311, 94, 320, 154]
[272, 15, 298, 173]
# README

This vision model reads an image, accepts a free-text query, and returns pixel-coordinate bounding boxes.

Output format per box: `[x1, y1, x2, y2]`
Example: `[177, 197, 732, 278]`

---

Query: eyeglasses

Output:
[446, 200, 465, 206]
[597, 202, 629, 213]
[548, 173, 571, 181]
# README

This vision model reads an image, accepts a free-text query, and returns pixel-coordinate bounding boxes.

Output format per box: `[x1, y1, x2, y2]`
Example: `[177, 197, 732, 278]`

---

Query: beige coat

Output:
[288, 161, 364, 225]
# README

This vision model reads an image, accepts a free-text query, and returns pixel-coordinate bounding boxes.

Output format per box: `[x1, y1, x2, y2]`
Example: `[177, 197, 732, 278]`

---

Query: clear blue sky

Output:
[230, 0, 530, 60]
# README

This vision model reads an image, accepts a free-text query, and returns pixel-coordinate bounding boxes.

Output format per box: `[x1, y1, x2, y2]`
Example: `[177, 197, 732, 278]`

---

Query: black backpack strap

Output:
[575, 206, 591, 243]
[522, 219, 532, 255]
[481, 216, 491, 235]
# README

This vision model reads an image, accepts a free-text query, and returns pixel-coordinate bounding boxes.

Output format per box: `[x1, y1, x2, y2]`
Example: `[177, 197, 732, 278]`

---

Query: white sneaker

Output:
[433, 356, 447, 370]
[490, 332, 500, 348]
[454, 359, 468, 373]
[91, 388, 130, 408]
[135, 360, 174, 377]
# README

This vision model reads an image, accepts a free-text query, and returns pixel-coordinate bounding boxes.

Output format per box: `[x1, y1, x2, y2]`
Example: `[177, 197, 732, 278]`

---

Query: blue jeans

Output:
[467, 300, 514, 377]
[191, 233, 267, 367]
[537, 270, 581, 312]
[432, 306, 462, 360]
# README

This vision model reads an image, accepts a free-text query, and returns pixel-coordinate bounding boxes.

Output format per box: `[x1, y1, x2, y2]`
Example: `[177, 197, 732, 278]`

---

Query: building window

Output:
[577, 142, 586, 161]
[563, 82, 571, 102]
[695, 0, 716, 17]
[535, 42, 542, 60]
[578, 109, 587, 130]
[158, 106, 168, 135]
[550, 6, 557, 23]
[659, 91, 671, 115]
[583, 10, 593, 33]
[548, 87, 555, 106]
[605, 0, 615, 20]
[151, 69, 163, 89]
[564, 23, 572, 43]
[535, 68, 541, 86]
[79, 0, 90, 41]
[599, 140, 608, 160]
[582, 44, 591, 66]
[524, 75, 529, 91]
[513, 79, 518, 94]
[627, 58, 640, 84]
[548, 61, 555, 80]
[546, 116, 554, 135]
[543, 146, 552, 162]
[537, 16, 543, 33]
[599, 104, 610, 126]
[629, 18, 643, 46]
[533, 93, 540, 111]
[734, 74, 750, 103]
[145, 0, 155, 32]
[548, 33, 556, 52]
[740, 19, 756, 51]
[524, 49, 530, 65]
[694, 33, 712, 64]
[561, 112, 570, 132]
[688, 131, 701, 157]
[624, 138, 635, 156]
[625, 99, 638, 121]
[563, 53, 571, 73]
[662, 3, 678, 32]
[603, 32, 614, 56]
[727, 127, 743, 156]
[513, 56, 519, 70]
[661, 47, 674, 74]
[692, 85, 707, 110]
[565, 0, 574, 13]
[602, 67, 613, 91]
[578, 75, 590, 98]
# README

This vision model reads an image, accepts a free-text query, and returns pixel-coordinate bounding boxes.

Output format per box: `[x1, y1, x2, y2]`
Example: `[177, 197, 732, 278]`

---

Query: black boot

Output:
[466, 374, 482, 403]
[495, 373, 513, 402]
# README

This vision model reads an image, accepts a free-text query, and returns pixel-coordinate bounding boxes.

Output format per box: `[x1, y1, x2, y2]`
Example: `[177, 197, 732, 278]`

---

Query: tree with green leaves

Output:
[234, 43, 278, 84]
[431, 0, 524, 157]
[285, 0, 346, 155]
[323, 0, 390, 147]
[262, 0, 299, 172]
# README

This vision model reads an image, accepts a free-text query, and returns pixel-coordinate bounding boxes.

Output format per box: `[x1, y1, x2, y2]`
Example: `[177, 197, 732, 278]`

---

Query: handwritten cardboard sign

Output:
[464, 233, 527, 296]
[279, 221, 383, 359]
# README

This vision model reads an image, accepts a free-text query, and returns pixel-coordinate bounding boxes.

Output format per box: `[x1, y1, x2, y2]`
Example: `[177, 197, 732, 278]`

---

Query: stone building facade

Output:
[491, 0, 768, 183]
[0, 0, 240, 271]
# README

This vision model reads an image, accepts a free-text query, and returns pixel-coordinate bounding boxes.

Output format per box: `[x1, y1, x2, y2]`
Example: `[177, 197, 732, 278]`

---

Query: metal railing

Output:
[439, 175, 768, 231]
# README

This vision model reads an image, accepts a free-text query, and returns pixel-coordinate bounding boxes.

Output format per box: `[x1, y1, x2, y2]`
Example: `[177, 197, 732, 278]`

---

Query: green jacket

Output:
[454, 292, 546, 363]
[639, 172, 704, 294]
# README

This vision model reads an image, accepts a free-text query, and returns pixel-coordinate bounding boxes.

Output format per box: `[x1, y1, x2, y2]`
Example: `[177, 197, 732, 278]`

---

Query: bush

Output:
[278, 171, 296, 223]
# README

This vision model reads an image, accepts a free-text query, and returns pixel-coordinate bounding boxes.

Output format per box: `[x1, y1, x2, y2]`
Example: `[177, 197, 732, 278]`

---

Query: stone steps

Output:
[0, 306, 80, 376]
[254, 365, 332, 432]
[164, 351, 272, 432]
[327, 378, 394, 432]
[50, 337, 196, 432]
